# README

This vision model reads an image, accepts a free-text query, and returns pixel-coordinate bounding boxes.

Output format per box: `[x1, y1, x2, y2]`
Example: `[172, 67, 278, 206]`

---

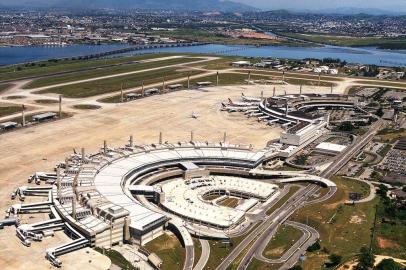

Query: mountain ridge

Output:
[0, 0, 256, 12]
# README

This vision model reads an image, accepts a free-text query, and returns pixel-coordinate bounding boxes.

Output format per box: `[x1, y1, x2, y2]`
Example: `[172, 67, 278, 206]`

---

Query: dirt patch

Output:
[349, 215, 364, 224]
[264, 247, 285, 257]
[377, 237, 401, 249]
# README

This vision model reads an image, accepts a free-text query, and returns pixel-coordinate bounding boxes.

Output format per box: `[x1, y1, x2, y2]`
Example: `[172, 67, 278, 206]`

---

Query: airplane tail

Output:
[241, 93, 245, 97]
[228, 98, 234, 105]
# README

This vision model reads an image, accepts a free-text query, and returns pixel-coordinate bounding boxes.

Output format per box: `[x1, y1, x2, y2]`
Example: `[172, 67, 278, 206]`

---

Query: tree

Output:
[376, 107, 384, 118]
[354, 247, 375, 270]
[307, 240, 321, 252]
[376, 184, 388, 198]
[326, 254, 342, 267]
[288, 266, 303, 270]
[338, 121, 355, 132]
[374, 258, 403, 270]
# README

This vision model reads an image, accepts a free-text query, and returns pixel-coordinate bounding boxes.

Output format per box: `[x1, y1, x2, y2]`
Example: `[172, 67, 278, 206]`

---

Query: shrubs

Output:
[307, 240, 321, 252]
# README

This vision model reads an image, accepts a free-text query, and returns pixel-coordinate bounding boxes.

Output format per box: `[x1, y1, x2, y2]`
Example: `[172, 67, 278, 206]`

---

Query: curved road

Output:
[215, 184, 319, 270]
[254, 221, 319, 266]
[193, 239, 210, 270]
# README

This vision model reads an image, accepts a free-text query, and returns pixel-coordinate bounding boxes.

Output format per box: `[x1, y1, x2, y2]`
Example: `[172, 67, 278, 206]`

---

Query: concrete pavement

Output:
[193, 239, 210, 270]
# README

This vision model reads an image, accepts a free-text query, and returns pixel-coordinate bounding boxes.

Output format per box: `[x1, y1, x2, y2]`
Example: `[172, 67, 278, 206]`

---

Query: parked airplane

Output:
[221, 103, 257, 112]
[241, 93, 261, 102]
[227, 98, 258, 107]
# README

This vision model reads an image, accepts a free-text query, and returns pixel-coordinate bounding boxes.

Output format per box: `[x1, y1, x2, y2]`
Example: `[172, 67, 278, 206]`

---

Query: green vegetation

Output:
[94, 248, 139, 270]
[0, 83, 11, 93]
[24, 57, 201, 89]
[39, 68, 203, 98]
[190, 56, 240, 70]
[325, 253, 342, 268]
[0, 53, 180, 82]
[34, 99, 59, 104]
[192, 238, 202, 268]
[204, 222, 261, 270]
[149, 28, 304, 47]
[377, 128, 406, 143]
[354, 247, 375, 270]
[307, 240, 321, 252]
[246, 258, 281, 270]
[72, 104, 102, 110]
[291, 176, 376, 270]
[266, 186, 301, 215]
[295, 154, 309, 166]
[3, 95, 24, 100]
[238, 69, 343, 82]
[189, 72, 270, 86]
[375, 258, 404, 270]
[0, 104, 21, 117]
[355, 80, 406, 88]
[284, 78, 335, 87]
[263, 224, 303, 259]
[281, 33, 406, 49]
[374, 185, 406, 259]
[337, 121, 355, 132]
[145, 233, 186, 270]
[100, 72, 271, 103]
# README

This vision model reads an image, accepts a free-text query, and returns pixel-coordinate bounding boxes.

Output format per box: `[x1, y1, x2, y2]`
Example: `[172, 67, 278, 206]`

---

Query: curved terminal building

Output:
[7, 138, 336, 266]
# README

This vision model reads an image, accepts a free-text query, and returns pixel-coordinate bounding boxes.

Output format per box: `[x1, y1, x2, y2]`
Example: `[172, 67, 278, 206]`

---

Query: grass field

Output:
[281, 33, 406, 49]
[3, 95, 25, 100]
[39, 68, 203, 98]
[145, 233, 186, 270]
[290, 176, 376, 270]
[149, 28, 304, 47]
[237, 69, 344, 82]
[72, 104, 102, 110]
[0, 53, 182, 82]
[190, 56, 240, 70]
[34, 99, 59, 104]
[193, 238, 202, 268]
[204, 222, 261, 270]
[99, 72, 270, 103]
[24, 57, 202, 89]
[0, 83, 11, 93]
[355, 80, 406, 88]
[374, 201, 406, 259]
[246, 258, 281, 270]
[377, 128, 406, 143]
[0, 104, 22, 117]
[284, 78, 336, 87]
[263, 224, 304, 259]
[94, 248, 137, 270]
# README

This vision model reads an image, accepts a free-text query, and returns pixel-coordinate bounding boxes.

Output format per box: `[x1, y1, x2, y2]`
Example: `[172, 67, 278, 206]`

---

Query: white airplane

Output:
[221, 103, 257, 112]
[241, 93, 261, 102]
[227, 98, 258, 107]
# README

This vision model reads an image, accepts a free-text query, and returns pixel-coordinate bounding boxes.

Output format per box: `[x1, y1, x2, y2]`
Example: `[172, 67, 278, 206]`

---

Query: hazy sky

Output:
[234, 0, 406, 11]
